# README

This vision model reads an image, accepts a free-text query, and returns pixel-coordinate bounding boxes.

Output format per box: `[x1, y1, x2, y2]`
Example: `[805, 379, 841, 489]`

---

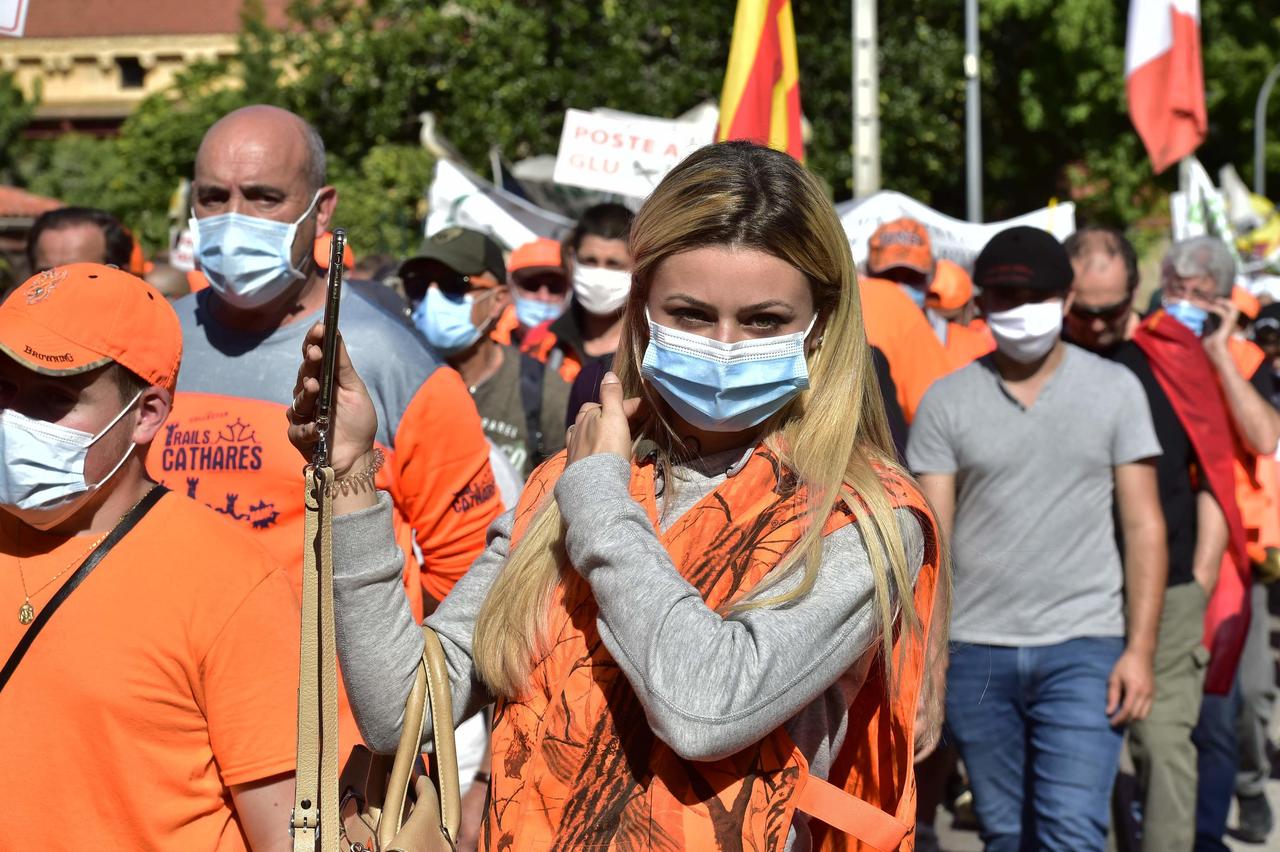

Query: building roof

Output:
[22, 0, 289, 38]
[0, 186, 62, 218]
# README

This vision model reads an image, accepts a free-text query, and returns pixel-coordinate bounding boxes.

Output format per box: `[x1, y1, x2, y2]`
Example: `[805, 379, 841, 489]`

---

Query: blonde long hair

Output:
[475, 142, 949, 716]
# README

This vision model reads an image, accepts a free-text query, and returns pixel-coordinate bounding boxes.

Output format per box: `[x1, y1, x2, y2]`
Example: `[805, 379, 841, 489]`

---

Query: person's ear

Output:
[1061, 291, 1075, 316]
[314, 185, 338, 233]
[131, 386, 172, 446]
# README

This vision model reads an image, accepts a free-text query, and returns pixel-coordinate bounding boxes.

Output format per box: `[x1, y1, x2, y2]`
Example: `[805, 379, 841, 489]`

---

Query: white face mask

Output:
[986, 300, 1063, 363]
[190, 191, 321, 310]
[572, 265, 632, 315]
[0, 393, 141, 530]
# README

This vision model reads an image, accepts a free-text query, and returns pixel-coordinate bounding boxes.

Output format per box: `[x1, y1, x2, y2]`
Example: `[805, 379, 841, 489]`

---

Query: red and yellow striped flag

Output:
[716, 0, 804, 161]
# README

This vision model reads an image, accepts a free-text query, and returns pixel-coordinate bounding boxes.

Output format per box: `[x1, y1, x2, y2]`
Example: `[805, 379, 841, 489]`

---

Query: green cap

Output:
[399, 227, 506, 281]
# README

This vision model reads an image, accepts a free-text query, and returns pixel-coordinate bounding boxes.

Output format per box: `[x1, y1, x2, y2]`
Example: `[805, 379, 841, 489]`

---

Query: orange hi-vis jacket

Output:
[1227, 337, 1280, 563]
[479, 447, 941, 851]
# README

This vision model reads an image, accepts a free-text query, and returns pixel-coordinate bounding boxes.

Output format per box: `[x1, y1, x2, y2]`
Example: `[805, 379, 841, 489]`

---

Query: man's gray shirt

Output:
[907, 343, 1161, 646]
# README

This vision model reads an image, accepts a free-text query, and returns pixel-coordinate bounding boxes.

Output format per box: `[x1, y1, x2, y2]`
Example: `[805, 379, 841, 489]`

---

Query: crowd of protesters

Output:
[0, 102, 1277, 852]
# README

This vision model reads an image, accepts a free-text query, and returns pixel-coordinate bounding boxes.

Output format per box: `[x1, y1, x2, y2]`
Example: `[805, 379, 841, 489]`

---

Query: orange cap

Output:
[927, 259, 974, 311]
[0, 264, 182, 392]
[868, 218, 932, 275]
[1232, 286, 1260, 321]
[509, 238, 563, 279]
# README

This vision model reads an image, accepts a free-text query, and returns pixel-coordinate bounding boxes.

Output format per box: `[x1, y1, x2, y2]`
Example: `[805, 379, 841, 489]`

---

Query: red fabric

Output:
[1133, 310, 1249, 694]
[1125, 7, 1206, 174]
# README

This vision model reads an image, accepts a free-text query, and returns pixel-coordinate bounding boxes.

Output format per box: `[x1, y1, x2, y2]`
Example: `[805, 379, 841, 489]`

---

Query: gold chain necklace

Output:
[16, 533, 107, 624]
[13, 485, 155, 626]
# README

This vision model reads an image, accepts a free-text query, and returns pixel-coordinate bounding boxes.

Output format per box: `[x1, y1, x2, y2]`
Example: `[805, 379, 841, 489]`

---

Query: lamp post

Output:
[965, 0, 982, 222]
[1255, 62, 1280, 197]
[852, 0, 880, 197]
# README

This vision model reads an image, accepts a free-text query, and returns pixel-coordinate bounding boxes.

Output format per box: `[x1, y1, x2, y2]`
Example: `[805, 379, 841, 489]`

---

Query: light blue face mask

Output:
[640, 312, 817, 433]
[512, 292, 567, 329]
[899, 283, 927, 309]
[190, 191, 321, 310]
[411, 286, 486, 357]
[1164, 298, 1208, 336]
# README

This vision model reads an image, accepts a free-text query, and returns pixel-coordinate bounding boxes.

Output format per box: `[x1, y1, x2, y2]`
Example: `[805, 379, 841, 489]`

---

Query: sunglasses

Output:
[1069, 299, 1131, 322]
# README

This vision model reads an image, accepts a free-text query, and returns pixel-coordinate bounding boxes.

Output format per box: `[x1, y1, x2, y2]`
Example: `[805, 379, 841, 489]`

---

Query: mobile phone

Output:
[313, 229, 346, 467]
[1202, 311, 1222, 339]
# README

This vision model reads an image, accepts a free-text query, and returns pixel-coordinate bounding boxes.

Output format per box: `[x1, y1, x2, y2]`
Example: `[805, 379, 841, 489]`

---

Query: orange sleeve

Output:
[859, 279, 949, 422]
[393, 367, 502, 603]
[201, 565, 300, 787]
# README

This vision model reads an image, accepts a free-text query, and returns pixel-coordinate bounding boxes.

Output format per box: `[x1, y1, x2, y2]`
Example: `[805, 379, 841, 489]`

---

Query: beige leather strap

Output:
[378, 661, 428, 846]
[376, 626, 461, 847]
[423, 627, 461, 841]
[294, 467, 341, 851]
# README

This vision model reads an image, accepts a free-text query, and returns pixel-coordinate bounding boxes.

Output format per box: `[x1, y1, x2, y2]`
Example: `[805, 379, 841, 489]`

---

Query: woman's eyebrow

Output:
[738, 299, 792, 313]
[664, 293, 716, 311]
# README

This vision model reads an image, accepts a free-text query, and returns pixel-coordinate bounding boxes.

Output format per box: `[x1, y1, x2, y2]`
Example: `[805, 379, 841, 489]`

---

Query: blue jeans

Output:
[946, 638, 1126, 852]
[1192, 681, 1242, 852]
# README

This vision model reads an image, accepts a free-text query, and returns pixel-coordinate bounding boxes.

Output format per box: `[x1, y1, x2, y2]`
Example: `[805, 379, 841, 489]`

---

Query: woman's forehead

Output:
[648, 246, 810, 308]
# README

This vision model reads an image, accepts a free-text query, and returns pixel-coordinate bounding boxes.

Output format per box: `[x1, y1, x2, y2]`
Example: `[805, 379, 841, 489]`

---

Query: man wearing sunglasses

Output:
[402, 228, 563, 480]
[1065, 226, 1237, 852]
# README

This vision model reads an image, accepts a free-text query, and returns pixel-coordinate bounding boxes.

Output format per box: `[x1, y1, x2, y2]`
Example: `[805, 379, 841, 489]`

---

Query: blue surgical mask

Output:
[190, 191, 321, 310]
[1164, 298, 1208, 336]
[411, 286, 485, 356]
[0, 393, 141, 530]
[899, 283, 927, 309]
[512, 293, 567, 328]
[640, 312, 817, 433]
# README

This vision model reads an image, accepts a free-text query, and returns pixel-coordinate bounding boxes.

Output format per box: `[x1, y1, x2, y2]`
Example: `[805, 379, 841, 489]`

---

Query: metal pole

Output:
[1254, 62, 1280, 197]
[852, 0, 880, 197]
[965, 0, 982, 222]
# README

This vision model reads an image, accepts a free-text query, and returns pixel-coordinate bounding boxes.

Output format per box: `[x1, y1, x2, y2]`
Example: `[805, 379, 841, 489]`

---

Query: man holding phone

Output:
[1158, 236, 1280, 846]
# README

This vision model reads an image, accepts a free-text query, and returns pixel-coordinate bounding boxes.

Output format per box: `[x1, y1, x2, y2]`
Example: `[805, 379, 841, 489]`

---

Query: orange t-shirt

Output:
[0, 490, 299, 850]
[859, 277, 950, 422]
[943, 319, 996, 372]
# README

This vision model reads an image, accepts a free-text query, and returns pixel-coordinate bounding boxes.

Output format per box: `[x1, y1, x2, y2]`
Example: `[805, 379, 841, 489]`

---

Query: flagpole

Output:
[852, 0, 880, 197]
[964, 0, 983, 222]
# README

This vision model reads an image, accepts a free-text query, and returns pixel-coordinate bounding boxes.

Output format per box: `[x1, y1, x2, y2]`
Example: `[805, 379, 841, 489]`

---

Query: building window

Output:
[116, 57, 146, 90]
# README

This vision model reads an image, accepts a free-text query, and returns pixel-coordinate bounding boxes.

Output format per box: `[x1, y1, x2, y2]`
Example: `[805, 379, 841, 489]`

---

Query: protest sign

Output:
[425, 159, 574, 251]
[0, 0, 27, 37]
[836, 191, 1076, 271]
[553, 108, 714, 199]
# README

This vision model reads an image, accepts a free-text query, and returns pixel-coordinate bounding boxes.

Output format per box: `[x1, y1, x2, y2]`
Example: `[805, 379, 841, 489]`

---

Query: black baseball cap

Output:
[399, 227, 506, 282]
[973, 226, 1073, 294]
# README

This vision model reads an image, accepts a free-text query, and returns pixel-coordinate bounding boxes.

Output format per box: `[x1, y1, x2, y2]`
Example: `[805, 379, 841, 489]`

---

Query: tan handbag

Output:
[293, 467, 461, 852]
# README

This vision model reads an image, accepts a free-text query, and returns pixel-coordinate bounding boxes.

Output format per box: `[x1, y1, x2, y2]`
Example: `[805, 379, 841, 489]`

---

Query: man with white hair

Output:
[1161, 235, 1280, 846]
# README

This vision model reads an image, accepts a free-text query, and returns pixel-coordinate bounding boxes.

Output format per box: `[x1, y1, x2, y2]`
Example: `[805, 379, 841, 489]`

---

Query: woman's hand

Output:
[286, 322, 378, 479]
[565, 372, 645, 466]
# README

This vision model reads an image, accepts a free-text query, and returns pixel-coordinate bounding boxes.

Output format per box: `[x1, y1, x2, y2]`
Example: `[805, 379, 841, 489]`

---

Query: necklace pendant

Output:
[18, 600, 34, 625]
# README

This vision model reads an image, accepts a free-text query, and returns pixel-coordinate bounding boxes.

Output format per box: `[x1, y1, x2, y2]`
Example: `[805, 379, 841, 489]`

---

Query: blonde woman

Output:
[288, 142, 948, 851]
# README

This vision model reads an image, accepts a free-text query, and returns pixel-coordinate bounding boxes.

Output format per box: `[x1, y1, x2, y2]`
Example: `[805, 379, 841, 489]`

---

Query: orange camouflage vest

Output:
[478, 446, 941, 851]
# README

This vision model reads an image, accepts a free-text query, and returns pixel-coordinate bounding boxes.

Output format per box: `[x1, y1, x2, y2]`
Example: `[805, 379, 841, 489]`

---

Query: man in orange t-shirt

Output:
[859, 219, 954, 420]
[0, 264, 298, 850]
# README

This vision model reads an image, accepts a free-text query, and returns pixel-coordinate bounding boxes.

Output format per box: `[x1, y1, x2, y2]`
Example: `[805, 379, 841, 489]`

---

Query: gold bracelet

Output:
[326, 448, 385, 498]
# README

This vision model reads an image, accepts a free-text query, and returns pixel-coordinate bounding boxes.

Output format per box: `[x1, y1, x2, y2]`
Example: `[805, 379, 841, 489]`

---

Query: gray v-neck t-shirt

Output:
[906, 343, 1161, 646]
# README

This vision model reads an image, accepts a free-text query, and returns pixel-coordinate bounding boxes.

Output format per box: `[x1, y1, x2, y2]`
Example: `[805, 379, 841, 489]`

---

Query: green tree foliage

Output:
[5, 1, 1279, 254]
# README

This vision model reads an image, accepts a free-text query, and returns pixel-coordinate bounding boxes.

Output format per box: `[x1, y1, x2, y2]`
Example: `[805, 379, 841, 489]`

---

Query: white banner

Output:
[553, 108, 714, 199]
[0, 0, 28, 37]
[425, 159, 573, 252]
[835, 191, 1076, 271]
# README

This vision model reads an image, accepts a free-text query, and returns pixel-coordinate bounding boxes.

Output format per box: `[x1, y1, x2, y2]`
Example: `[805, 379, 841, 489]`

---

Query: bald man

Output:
[145, 105, 500, 755]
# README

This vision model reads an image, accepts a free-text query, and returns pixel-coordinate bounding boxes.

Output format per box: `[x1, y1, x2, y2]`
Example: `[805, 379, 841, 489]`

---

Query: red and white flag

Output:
[1125, 0, 1207, 174]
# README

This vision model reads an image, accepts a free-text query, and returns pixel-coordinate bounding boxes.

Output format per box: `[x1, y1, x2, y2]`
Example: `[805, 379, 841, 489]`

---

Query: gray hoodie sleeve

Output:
[332, 492, 507, 753]
[554, 453, 924, 763]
